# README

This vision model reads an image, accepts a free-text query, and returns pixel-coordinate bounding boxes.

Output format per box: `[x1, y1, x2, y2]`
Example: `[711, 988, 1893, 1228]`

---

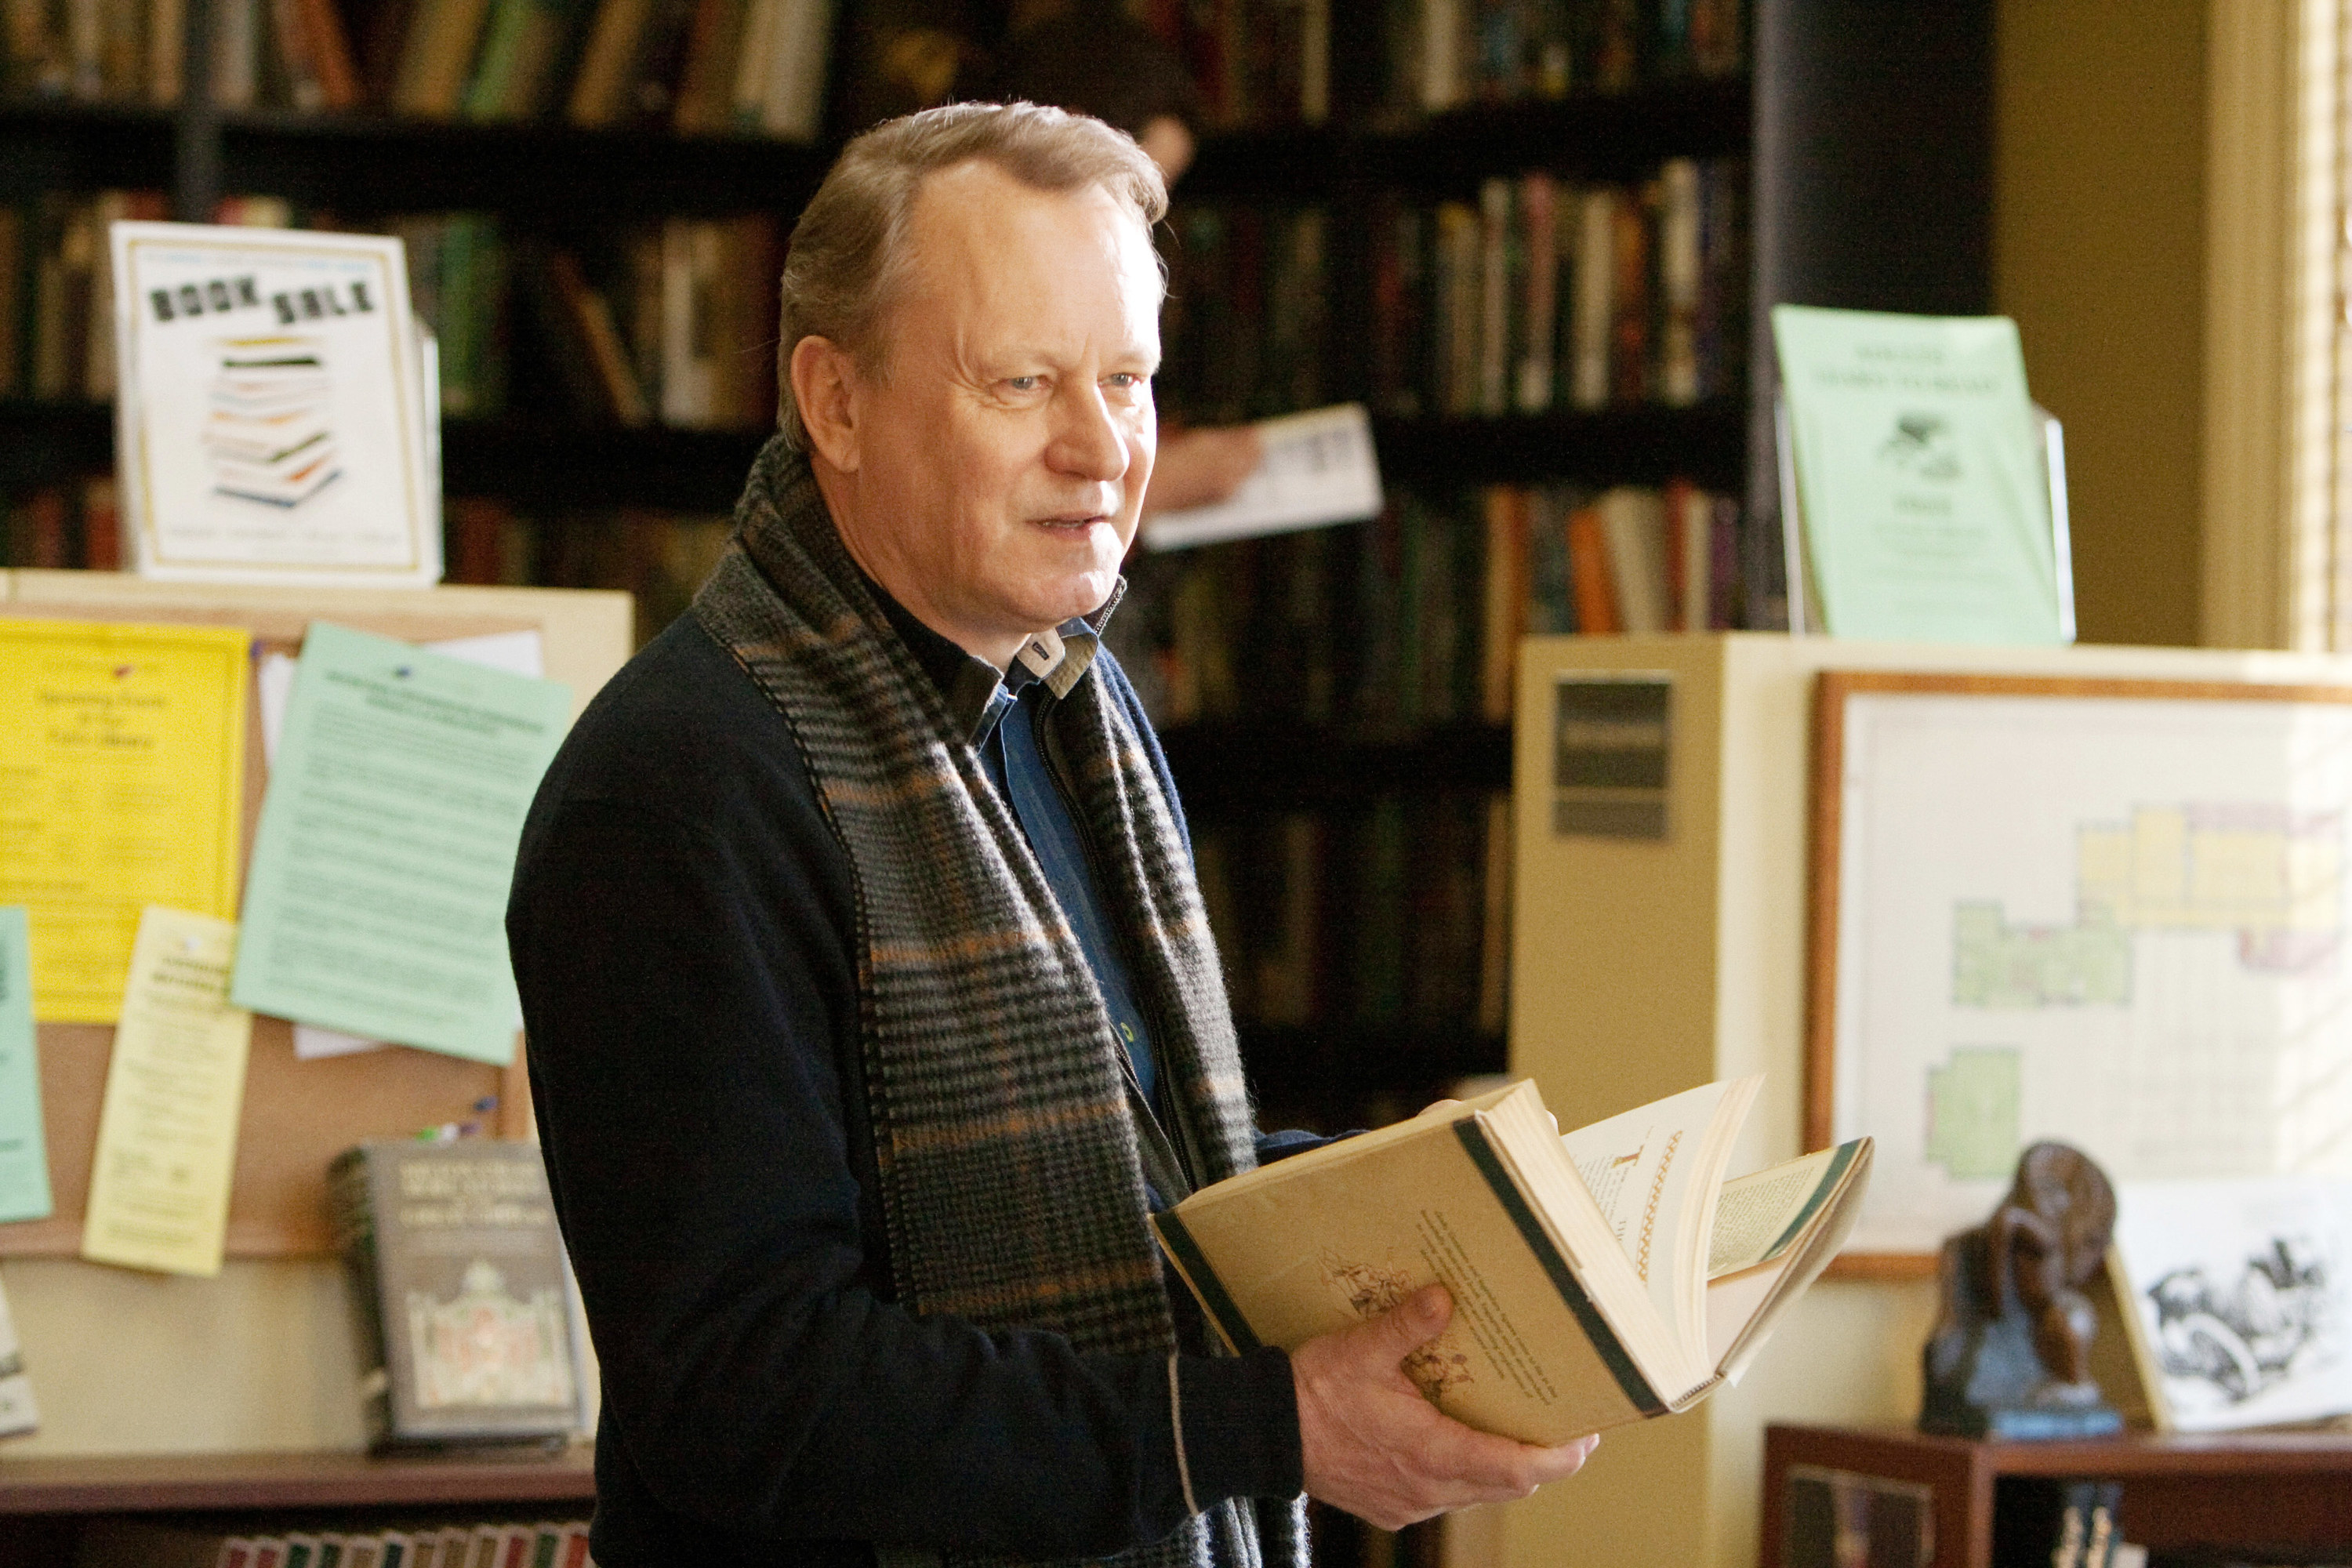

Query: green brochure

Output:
[229, 622, 572, 1065]
[0, 909, 53, 1222]
[1773, 305, 2064, 644]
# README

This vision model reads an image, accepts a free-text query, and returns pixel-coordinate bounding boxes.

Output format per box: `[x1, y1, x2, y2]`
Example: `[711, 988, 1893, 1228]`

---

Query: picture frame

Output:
[1807, 670, 2352, 1274]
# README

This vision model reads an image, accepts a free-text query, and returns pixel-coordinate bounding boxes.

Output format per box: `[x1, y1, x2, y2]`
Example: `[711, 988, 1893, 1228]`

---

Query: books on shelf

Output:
[75, 1517, 594, 1567]
[1366, 160, 1747, 421]
[1139, 478, 1740, 734]
[1153, 1076, 1873, 1443]
[1377, 0, 1745, 117]
[1192, 788, 1505, 1040]
[3, 476, 125, 568]
[330, 1138, 586, 1451]
[0, 0, 829, 134]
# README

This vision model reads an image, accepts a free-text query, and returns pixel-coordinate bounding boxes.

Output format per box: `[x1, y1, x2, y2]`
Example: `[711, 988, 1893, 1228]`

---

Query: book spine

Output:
[1450, 1118, 1664, 1416]
[328, 1149, 396, 1450]
[1150, 1210, 1262, 1355]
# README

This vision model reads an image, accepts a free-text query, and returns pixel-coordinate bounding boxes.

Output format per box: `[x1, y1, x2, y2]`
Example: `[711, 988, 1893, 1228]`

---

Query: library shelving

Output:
[0, 2, 1994, 1137]
[0, 1448, 595, 1561]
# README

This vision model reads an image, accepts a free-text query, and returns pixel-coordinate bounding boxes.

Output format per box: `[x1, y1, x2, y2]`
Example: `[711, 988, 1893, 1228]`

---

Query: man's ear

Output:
[790, 336, 862, 473]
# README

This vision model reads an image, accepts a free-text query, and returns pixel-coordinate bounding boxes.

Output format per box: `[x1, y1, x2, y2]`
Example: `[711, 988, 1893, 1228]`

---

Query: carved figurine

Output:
[1919, 1142, 2125, 1439]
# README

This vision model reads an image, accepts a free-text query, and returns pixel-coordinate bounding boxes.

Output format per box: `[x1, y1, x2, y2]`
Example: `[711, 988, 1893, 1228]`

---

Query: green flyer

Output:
[1773, 305, 2064, 644]
[0, 909, 53, 1223]
[229, 622, 572, 1065]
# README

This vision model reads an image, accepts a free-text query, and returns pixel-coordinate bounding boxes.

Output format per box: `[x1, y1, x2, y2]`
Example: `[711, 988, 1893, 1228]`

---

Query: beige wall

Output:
[1995, 0, 2209, 648]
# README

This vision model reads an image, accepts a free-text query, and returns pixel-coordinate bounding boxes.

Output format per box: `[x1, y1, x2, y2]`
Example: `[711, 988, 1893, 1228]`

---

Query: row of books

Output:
[0, 190, 317, 403]
[447, 497, 732, 644]
[378, 212, 784, 426]
[1196, 789, 1509, 1036]
[2, 191, 782, 426]
[1135, 0, 1747, 133]
[1134, 477, 1739, 734]
[0, 0, 833, 136]
[1378, 0, 1745, 117]
[2, 475, 123, 568]
[1368, 158, 1747, 419]
[1154, 158, 1744, 428]
[77, 1515, 591, 1567]
[1157, 203, 1330, 427]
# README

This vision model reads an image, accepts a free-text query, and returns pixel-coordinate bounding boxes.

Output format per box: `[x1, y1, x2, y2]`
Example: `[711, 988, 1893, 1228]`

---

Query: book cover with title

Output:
[109, 221, 441, 586]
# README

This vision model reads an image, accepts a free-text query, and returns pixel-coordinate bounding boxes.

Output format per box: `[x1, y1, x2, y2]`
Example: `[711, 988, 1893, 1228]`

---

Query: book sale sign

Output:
[109, 222, 442, 586]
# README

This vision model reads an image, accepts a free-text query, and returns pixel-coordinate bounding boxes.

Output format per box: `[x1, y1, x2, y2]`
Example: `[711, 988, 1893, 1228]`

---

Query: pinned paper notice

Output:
[1142, 404, 1385, 551]
[0, 912, 50, 1224]
[256, 627, 550, 1059]
[82, 907, 253, 1276]
[232, 622, 568, 1065]
[0, 618, 249, 1022]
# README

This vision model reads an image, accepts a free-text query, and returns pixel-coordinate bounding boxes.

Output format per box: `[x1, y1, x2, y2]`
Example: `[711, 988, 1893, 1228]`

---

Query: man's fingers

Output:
[1352, 1283, 1452, 1367]
[1419, 1422, 1603, 1500]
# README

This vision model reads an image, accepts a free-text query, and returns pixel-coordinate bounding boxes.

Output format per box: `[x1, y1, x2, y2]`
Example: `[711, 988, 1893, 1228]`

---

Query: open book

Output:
[1152, 1076, 1871, 1445]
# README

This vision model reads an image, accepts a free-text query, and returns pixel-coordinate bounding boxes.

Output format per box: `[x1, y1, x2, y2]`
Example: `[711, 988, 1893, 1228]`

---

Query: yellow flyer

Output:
[82, 907, 252, 1276]
[0, 619, 249, 1022]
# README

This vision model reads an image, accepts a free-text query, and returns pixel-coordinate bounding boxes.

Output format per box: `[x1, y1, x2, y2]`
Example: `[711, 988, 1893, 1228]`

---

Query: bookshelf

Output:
[2, 6, 1992, 1130]
[1761, 1424, 2352, 1568]
[0, 1449, 596, 1561]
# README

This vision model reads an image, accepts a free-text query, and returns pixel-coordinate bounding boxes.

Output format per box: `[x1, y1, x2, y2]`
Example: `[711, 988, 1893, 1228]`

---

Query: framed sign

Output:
[1809, 671, 2352, 1272]
[110, 220, 441, 586]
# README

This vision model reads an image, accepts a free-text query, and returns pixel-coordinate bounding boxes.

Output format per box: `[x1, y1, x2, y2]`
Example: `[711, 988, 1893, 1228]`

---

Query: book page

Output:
[1708, 1146, 1842, 1278]
[1559, 1080, 1730, 1329]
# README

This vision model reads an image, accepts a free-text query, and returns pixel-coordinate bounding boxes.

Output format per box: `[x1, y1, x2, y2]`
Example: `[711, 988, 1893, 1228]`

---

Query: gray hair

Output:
[774, 100, 1170, 449]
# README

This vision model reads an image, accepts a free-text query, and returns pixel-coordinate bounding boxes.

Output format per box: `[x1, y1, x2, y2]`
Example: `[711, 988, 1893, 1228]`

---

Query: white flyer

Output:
[1142, 403, 1385, 551]
[110, 221, 442, 586]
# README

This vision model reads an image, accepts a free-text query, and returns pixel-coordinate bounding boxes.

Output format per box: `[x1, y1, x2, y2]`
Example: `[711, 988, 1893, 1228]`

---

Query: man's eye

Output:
[1105, 372, 1148, 390]
[1004, 376, 1040, 393]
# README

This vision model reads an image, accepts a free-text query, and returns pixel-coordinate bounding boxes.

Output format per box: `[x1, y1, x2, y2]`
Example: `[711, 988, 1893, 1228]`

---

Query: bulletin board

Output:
[1808, 670, 2352, 1276]
[0, 572, 633, 1257]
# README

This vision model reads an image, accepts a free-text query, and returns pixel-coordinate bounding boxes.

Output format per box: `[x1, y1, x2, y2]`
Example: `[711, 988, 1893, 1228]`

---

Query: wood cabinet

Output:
[1762, 1423, 2352, 1568]
[0, 1448, 595, 1565]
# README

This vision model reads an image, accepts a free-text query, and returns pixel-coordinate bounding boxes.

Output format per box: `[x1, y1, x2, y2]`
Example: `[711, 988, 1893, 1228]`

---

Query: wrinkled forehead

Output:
[885, 163, 1164, 343]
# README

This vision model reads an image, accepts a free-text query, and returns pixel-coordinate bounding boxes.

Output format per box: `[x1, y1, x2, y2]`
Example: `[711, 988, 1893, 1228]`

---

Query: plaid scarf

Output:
[692, 436, 1308, 1568]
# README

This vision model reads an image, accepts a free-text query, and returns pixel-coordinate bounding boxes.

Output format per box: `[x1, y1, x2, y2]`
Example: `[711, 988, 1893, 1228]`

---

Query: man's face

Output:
[826, 160, 1162, 660]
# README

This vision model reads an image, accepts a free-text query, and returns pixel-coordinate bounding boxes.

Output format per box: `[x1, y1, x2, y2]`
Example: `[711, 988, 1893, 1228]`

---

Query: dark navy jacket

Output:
[508, 604, 1305, 1567]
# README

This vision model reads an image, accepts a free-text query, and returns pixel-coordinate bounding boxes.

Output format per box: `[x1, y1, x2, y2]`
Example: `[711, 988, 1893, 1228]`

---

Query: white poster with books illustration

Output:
[109, 221, 441, 585]
[2112, 1178, 2352, 1430]
[1819, 674, 2352, 1258]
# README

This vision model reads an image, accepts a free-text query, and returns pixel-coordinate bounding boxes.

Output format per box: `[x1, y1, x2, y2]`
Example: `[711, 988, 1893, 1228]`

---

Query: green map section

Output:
[1951, 902, 2132, 1007]
[1926, 1046, 2022, 1180]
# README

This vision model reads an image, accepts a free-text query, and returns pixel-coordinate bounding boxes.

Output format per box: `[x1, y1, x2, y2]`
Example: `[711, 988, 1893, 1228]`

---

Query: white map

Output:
[1831, 689, 2352, 1254]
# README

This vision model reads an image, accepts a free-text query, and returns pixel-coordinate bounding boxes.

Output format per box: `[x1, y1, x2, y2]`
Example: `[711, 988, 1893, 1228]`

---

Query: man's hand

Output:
[1293, 1284, 1599, 1530]
[1140, 426, 1264, 514]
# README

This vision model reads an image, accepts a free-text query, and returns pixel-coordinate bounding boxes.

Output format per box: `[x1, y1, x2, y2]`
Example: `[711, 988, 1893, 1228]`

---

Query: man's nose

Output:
[1047, 383, 1131, 484]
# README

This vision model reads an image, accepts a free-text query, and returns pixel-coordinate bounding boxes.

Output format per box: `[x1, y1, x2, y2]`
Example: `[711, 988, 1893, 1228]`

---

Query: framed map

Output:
[1808, 672, 2352, 1269]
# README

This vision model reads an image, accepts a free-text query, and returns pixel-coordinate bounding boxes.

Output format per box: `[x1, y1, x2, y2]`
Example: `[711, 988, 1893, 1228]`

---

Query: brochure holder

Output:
[1773, 393, 2076, 641]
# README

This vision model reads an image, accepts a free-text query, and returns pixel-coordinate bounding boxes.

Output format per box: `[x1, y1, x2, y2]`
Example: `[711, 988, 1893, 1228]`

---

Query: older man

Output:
[508, 103, 1595, 1568]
